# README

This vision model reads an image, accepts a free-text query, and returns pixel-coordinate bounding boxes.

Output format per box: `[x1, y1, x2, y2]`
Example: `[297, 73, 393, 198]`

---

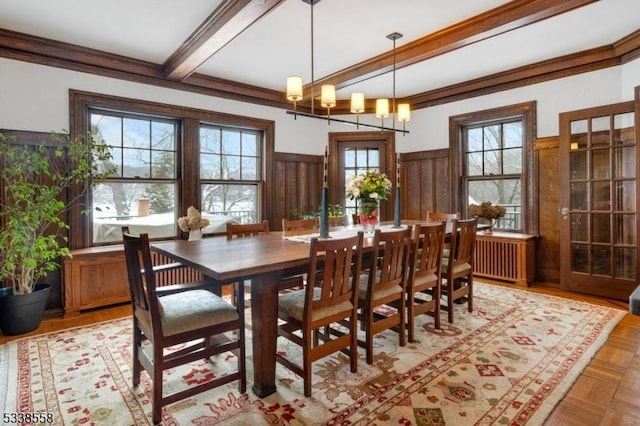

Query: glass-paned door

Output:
[559, 102, 637, 300]
[331, 132, 394, 224]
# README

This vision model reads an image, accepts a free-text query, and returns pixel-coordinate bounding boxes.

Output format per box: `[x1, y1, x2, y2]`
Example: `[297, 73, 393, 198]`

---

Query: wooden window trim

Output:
[449, 101, 537, 234]
[69, 89, 275, 249]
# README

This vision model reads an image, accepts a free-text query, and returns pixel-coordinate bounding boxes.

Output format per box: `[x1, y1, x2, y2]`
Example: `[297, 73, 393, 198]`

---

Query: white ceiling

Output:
[1, 0, 638, 102]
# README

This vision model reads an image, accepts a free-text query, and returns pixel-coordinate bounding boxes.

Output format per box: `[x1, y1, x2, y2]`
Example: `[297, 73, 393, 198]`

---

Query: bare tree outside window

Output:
[200, 125, 261, 224]
[464, 120, 523, 230]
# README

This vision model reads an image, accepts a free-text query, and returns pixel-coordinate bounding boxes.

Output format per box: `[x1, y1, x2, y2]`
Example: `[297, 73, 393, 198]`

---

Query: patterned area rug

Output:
[1, 282, 624, 425]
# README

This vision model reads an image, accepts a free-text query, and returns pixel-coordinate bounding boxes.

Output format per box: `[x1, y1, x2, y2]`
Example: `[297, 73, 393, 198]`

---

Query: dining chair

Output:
[441, 218, 477, 323]
[351, 213, 360, 225]
[426, 211, 459, 257]
[122, 231, 246, 425]
[276, 231, 364, 396]
[405, 222, 446, 341]
[426, 211, 460, 223]
[282, 217, 319, 236]
[227, 220, 302, 295]
[358, 226, 413, 364]
[226, 220, 270, 239]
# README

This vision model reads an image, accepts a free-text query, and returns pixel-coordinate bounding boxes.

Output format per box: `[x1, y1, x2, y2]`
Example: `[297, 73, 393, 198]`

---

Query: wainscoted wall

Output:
[271, 152, 323, 230]
[401, 148, 452, 220]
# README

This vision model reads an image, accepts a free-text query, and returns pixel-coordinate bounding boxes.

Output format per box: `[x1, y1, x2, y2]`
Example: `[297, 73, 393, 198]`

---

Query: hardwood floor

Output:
[1, 281, 640, 425]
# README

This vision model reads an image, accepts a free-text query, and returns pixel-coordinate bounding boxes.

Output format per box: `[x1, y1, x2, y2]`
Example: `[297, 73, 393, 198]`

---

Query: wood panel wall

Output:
[401, 149, 452, 220]
[271, 152, 323, 231]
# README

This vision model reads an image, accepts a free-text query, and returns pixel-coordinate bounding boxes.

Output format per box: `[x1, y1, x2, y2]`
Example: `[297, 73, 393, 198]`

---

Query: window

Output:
[464, 120, 522, 230]
[71, 90, 275, 248]
[343, 147, 382, 220]
[90, 110, 179, 244]
[200, 125, 261, 224]
[450, 102, 536, 234]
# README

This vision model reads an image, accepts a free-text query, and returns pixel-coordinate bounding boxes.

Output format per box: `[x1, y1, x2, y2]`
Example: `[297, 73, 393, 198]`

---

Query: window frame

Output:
[69, 90, 274, 248]
[449, 101, 537, 234]
[199, 123, 263, 224]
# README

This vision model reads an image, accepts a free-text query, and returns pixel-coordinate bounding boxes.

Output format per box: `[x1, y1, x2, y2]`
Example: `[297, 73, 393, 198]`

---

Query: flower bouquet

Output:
[468, 201, 506, 233]
[346, 170, 392, 232]
[178, 206, 210, 240]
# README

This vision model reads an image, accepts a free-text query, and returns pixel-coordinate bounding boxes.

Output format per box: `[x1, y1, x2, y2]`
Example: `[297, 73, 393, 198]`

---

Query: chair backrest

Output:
[366, 226, 413, 299]
[304, 231, 364, 324]
[122, 230, 160, 321]
[412, 221, 446, 277]
[426, 211, 460, 223]
[351, 213, 360, 225]
[448, 218, 477, 267]
[282, 218, 319, 236]
[227, 220, 269, 239]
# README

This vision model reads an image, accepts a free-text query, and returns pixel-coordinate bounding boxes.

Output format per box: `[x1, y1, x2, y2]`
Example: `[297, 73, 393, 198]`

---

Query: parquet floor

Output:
[2, 281, 640, 425]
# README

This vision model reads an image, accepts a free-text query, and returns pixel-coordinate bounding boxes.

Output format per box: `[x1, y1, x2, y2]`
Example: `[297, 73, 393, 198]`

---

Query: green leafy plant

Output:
[0, 131, 115, 295]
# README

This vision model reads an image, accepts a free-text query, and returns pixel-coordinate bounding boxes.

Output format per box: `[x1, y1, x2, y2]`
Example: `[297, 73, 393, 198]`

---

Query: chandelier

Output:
[285, 0, 410, 134]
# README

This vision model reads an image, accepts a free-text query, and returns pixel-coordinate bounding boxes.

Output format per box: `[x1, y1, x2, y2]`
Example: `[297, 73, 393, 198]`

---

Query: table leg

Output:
[250, 270, 281, 397]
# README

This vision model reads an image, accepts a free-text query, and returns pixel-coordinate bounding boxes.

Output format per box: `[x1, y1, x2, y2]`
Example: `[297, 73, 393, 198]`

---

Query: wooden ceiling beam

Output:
[306, 0, 600, 92]
[163, 0, 286, 81]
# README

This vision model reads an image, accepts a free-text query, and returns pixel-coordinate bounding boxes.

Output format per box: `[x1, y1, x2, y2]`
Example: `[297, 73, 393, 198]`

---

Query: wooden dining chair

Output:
[441, 218, 477, 323]
[426, 211, 460, 223]
[282, 217, 319, 236]
[357, 226, 413, 364]
[226, 220, 269, 239]
[426, 211, 459, 256]
[276, 231, 364, 396]
[405, 222, 446, 341]
[122, 231, 246, 425]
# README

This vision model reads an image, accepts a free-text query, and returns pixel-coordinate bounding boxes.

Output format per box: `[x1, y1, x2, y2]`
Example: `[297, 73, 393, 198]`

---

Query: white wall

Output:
[1, 57, 639, 155]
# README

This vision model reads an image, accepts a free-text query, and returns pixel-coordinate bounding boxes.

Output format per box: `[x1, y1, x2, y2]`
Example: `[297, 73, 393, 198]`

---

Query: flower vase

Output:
[484, 218, 494, 234]
[359, 198, 380, 235]
[188, 229, 203, 241]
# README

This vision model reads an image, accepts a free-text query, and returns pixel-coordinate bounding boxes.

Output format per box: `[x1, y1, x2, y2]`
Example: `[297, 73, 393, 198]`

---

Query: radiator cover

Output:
[473, 232, 536, 287]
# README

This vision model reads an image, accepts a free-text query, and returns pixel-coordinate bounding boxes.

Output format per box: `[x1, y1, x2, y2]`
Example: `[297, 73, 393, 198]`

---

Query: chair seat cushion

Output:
[357, 272, 401, 302]
[155, 289, 239, 336]
[441, 257, 472, 276]
[412, 272, 438, 289]
[279, 287, 353, 322]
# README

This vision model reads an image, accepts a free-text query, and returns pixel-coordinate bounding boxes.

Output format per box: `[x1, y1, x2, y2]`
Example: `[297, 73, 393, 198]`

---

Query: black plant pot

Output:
[0, 284, 51, 336]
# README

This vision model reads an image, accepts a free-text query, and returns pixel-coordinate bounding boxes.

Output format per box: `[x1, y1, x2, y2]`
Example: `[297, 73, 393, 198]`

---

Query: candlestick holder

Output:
[319, 187, 330, 238]
[392, 186, 402, 228]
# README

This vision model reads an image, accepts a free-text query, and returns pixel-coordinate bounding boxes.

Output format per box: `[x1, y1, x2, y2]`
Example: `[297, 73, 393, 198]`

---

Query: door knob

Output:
[560, 207, 569, 219]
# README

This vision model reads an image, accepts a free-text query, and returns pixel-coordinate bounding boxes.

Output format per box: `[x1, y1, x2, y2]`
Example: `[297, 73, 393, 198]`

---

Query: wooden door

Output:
[559, 101, 637, 300]
[328, 132, 396, 223]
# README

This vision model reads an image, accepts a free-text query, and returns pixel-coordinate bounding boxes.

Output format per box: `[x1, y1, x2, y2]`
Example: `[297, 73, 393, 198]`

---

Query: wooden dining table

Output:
[150, 220, 475, 397]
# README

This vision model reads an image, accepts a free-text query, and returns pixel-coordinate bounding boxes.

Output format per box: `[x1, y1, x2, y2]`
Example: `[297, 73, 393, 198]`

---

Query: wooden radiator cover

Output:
[63, 245, 201, 317]
[473, 232, 536, 287]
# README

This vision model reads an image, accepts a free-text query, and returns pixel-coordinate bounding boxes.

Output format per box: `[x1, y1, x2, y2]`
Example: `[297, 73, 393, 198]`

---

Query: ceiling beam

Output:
[163, 0, 286, 81]
[304, 0, 600, 93]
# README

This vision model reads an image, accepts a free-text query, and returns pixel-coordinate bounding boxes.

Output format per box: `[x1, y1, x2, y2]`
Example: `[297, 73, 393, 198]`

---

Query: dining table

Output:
[150, 220, 475, 397]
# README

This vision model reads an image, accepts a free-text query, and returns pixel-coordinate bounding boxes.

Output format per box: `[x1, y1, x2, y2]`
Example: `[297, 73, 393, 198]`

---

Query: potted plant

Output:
[0, 131, 114, 335]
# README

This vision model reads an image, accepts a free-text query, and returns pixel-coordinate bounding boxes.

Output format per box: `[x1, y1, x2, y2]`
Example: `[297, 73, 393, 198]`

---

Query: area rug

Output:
[0, 282, 625, 425]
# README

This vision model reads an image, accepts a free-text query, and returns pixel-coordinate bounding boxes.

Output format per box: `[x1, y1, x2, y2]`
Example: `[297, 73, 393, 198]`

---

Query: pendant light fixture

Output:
[350, 92, 365, 128]
[382, 32, 411, 135]
[285, 0, 409, 134]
